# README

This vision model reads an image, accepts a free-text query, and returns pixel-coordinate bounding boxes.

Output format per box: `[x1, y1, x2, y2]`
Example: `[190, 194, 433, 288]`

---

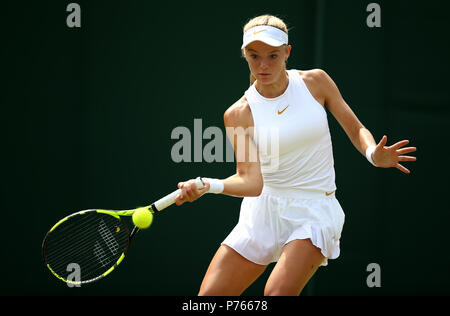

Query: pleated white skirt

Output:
[222, 185, 345, 266]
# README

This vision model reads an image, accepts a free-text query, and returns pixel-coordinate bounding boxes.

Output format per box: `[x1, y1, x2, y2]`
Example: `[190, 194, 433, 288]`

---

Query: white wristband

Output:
[365, 145, 377, 167]
[202, 178, 224, 194]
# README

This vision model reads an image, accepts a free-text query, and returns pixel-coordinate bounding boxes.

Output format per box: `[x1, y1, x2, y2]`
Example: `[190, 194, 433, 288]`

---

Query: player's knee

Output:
[263, 286, 281, 296]
[264, 283, 303, 296]
[198, 286, 216, 296]
[198, 286, 239, 296]
[197, 288, 209, 296]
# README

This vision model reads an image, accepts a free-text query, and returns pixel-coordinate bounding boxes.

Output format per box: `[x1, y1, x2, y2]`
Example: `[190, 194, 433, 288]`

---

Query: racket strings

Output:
[46, 217, 128, 281]
[44, 212, 129, 282]
[45, 215, 120, 261]
[46, 222, 109, 278]
[46, 226, 113, 275]
[45, 213, 106, 256]
[44, 215, 115, 268]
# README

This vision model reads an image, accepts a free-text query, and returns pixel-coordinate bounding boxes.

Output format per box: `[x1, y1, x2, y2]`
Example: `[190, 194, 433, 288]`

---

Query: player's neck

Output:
[255, 70, 289, 99]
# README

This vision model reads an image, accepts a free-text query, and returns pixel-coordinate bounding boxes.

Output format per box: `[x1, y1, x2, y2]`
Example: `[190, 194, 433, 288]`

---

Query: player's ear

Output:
[285, 45, 291, 62]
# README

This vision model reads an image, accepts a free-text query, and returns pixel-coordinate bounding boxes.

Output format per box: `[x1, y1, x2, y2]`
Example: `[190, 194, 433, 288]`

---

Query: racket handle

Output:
[152, 177, 205, 212]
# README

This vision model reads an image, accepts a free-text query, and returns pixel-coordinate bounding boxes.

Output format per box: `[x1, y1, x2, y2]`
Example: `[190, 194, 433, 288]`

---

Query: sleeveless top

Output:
[244, 69, 337, 194]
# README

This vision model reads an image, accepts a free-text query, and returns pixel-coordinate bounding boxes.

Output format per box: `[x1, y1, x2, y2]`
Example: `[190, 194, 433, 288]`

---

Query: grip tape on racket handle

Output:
[152, 177, 205, 212]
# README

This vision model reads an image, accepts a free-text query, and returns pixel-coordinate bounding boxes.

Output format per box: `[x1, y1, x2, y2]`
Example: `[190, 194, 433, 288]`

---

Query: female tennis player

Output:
[174, 14, 417, 296]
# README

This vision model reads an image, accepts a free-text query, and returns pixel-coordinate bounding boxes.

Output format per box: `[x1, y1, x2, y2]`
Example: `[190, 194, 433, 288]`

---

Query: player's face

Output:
[244, 41, 291, 85]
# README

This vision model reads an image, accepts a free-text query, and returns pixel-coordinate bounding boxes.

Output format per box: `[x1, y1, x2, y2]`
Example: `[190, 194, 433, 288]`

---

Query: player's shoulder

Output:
[223, 96, 253, 127]
[299, 68, 330, 85]
[299, 68, 337, 96]
[297, 69, 334, 107]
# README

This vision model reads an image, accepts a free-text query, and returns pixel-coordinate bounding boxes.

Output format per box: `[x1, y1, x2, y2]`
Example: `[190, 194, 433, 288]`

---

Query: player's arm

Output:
[306, 69, 376, 156]
[220, 98, 263, 197]
[310, 69, 416, 173]
[175, 98, 263, 205]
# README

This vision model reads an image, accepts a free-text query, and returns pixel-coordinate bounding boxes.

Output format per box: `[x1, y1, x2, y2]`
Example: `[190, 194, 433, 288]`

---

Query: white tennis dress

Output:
[222, 69, 345, 266]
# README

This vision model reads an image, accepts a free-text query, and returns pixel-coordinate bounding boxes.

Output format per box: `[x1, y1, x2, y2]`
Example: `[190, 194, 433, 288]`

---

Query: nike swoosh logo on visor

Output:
[253, 29, 266, 35]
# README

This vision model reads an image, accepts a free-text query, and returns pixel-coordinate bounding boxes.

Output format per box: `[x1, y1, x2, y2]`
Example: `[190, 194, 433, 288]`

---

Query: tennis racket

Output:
[42, 177, 204, 285]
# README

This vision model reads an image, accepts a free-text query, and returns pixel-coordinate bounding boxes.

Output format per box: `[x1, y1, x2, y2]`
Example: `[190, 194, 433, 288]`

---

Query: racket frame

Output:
[42, 208, 143, 285]
[42, 177, 204, 285]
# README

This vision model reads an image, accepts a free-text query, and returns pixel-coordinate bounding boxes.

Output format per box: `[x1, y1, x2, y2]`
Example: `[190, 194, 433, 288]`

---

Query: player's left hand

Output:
[372, 135, 417, 174]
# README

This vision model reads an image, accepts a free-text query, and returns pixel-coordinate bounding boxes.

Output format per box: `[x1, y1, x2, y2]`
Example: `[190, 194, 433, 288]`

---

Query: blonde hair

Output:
[242, 15, 289, 85]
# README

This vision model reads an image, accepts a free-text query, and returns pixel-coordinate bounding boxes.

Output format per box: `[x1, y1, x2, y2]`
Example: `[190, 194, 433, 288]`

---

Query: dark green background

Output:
[2, 0, 449, 295]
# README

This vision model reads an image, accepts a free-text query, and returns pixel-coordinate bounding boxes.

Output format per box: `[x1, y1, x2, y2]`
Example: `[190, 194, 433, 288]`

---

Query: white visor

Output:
[241, 25, 288, 49]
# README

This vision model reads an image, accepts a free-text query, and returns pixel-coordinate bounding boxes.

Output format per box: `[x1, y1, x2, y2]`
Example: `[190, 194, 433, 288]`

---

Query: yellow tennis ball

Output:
[132, 207, 153, 229]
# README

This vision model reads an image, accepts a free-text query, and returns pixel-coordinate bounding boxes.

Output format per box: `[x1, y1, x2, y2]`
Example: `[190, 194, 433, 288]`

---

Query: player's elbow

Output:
[253, 183, 263, 196]
[246, 173, 264, 196]
[247, 184, 263, 197]
[236, 167, 263, 196]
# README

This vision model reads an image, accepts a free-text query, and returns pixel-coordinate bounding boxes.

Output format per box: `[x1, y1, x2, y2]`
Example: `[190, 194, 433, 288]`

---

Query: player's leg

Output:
[264, 239, 325, 296]
[198, 244, 267, 296]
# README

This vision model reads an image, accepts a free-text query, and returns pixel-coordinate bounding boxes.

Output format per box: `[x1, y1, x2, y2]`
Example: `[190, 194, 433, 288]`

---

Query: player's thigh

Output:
[264, 239, 325, 296]
[198, 244, 267, 296]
